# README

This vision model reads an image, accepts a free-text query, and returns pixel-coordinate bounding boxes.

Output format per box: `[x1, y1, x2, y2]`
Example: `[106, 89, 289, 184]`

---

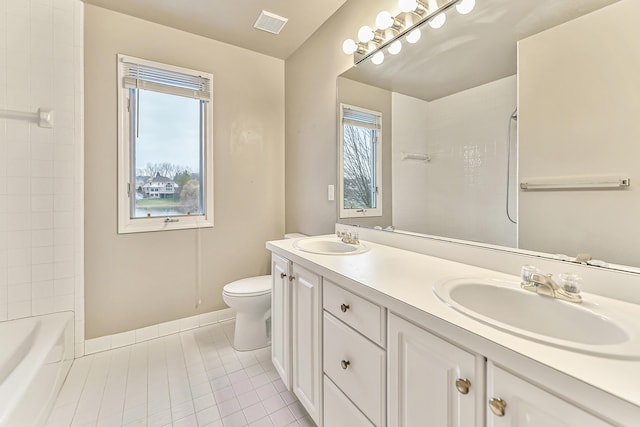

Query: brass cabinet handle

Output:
[341, 360, 350, 370]
[288, 275, 295, 282]
[340, 303, 350, 312]
[280, 272, 287, 279]
[489, 398, 507, 417]
[455, 378, 471, 395]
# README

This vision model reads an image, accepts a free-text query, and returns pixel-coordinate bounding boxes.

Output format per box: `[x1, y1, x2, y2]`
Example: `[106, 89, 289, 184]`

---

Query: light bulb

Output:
[342, 39, 358, 55]
[371, 51, 385, 65]
[455, 0, 475, 14]
[406, 28, 421, 44]
[358, 25, 374, 43]
[388, 40, 402, 55]
[428, 12, 446, 29]
[398, 0, 418, 13]
[376, 11, 394, 30]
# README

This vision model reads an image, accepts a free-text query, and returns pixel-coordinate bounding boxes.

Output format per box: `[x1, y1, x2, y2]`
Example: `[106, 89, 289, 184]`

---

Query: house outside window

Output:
[117, 55, 214, 233]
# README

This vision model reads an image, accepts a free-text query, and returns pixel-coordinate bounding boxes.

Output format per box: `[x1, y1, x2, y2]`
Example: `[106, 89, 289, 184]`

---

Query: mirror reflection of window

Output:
[340, 104, 382, 218]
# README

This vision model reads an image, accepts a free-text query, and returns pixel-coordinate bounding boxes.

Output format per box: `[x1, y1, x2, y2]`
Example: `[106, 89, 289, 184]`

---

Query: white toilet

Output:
[222, 234, 306, 351]
[222, 275, 272, 351]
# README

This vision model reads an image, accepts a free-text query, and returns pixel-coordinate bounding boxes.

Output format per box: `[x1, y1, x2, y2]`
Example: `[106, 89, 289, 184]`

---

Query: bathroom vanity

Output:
[267, 234, 640, 427]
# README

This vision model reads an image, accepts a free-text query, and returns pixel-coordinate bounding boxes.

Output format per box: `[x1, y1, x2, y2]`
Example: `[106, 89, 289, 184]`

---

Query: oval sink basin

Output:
[433, 277, 640, 359]
[293, 237, 369, 255]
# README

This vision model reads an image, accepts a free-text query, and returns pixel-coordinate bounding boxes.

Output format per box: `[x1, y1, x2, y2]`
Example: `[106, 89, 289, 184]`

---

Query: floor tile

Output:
[269, 406, 295, 426]
[46, 321, 313, 427]
[218, 397, 242, 418]
[243, 402, 268, 424]
[249, 416, 275, 427]
[237, 390, 262, 409]
[261, 394, 287, 414]
[221, 410, 248, 427]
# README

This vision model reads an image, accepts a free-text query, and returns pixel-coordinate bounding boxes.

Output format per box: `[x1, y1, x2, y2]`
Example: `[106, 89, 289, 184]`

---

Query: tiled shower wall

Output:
[0, 0, 84, 355]
[392, 75, 518, 247]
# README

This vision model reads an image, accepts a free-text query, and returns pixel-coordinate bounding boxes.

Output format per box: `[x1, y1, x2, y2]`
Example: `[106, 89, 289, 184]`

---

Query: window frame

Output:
[338, 103, 383, 218]
[117, 54, 214, 234]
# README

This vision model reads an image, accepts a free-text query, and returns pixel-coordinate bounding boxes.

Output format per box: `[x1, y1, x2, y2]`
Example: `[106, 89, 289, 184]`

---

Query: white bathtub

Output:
[0, 312, 74, 427]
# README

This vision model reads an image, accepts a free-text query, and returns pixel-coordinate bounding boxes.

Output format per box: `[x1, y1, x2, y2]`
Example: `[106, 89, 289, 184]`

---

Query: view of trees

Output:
[179, 180, 201, 212]
[342, 124, 376, 209]
[136, 162, 193, 180]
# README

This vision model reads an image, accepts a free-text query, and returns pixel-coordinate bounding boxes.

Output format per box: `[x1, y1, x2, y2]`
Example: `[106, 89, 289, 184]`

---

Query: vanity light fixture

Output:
[426, 0, 446, 29]
[372, 51, 386, 65]
[376, 11, 395, 30]
[455, 0, 476, 15]
[358, 25, 375, 43]
[342, 0, 475, 65]
[406, 28, 422, 44]
[388, 40, 403, 55]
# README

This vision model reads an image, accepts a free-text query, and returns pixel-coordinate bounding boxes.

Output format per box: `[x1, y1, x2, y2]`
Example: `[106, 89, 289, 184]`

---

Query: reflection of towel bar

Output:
[401, 152, 430, 162]
[520, 177, 630, 191]
[0, 108, 54, 128]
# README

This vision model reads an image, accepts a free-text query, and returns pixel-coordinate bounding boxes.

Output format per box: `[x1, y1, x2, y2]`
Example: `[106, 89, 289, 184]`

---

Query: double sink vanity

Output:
[267, 229, 640, 426]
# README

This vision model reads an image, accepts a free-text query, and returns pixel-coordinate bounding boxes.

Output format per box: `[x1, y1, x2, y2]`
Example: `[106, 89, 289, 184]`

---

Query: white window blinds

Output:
[119, 55, 212, 101]
[342, 105, 381, 130]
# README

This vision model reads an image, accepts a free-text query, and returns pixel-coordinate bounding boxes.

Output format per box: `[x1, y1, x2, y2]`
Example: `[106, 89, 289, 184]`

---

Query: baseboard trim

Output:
[82, 308, 235, 355]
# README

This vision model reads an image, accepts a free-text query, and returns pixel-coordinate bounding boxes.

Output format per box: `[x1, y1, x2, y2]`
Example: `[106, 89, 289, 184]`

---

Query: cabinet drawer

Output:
[323, 280, 385, 347]
[323, 312, 386, 426]
[324, 375, 375, 427]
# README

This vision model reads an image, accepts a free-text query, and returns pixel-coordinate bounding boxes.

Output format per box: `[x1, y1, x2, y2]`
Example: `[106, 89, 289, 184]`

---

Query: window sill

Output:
[339, 208, 382, 219]
[117, 215, 213, 234]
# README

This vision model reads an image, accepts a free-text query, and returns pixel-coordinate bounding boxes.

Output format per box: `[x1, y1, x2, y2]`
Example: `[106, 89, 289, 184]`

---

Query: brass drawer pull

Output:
[288, 275, 295, 282]
[489, 398, 507, 417]
[341, 360, 350, 370]
[280, 272, 287, 279]
[340, 303, 350, 312]
[455, 378, 471, 395]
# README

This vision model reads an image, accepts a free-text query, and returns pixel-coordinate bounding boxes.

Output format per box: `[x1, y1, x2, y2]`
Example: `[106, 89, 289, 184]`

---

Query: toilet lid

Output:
[223, 275, 272, 297]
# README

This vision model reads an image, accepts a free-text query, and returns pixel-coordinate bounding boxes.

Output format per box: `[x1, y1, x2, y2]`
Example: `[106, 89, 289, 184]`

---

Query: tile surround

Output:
[0, 0, 85, 354]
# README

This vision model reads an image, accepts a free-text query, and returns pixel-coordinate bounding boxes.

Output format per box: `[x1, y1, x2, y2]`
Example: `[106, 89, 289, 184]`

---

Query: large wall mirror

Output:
[337, 0, 640, 270]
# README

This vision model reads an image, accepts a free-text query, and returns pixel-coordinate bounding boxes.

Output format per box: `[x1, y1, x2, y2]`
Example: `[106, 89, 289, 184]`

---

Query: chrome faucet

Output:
[336, 231, 359, 245]
[520, 266, 582, 303]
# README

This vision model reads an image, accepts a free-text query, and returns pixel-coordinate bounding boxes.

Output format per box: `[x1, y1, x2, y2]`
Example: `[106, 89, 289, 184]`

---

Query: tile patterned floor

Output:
[45, 321, 314, 427]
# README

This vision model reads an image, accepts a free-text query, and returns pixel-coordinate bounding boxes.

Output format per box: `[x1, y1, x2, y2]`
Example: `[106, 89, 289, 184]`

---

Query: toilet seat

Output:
[223, 275, 271, 297]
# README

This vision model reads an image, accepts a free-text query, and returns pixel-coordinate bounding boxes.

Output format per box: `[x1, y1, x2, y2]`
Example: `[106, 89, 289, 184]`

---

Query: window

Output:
[339, 103, 382, 218]
[117, 55, 214, 233]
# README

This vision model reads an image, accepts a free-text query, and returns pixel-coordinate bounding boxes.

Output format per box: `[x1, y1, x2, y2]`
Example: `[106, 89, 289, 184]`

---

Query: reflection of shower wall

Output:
[392, 75, 517, 246]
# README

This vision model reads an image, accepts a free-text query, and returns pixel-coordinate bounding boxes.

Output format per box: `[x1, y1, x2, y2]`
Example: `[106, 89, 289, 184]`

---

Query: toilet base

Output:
[233, 311, 270, 351]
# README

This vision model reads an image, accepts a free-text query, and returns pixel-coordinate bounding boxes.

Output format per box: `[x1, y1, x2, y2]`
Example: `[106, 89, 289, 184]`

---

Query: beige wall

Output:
[337, 77, 393, 228]
[84, 5, 285, 338]
[518, 0, 640, 266]
[284, 0, 390, 235]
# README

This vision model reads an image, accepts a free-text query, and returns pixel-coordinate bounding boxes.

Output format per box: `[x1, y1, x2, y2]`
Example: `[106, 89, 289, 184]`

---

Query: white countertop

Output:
[267, 236, 640, 411]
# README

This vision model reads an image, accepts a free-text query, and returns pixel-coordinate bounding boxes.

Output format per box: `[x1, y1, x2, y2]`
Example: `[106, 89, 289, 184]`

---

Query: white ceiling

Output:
[342, 0, 621, 101]
[81, 0, 347, 59]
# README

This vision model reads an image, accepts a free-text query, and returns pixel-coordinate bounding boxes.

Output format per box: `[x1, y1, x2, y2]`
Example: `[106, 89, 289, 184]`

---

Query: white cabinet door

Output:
[271, 254, 291, 389]
[388, 313, 484, 427]
[487, 362, 613, 427]
[291, 263, 322, 425]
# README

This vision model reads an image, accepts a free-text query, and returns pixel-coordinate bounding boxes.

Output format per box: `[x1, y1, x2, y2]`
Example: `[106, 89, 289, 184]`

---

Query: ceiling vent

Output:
[254, 10, 288, 35]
